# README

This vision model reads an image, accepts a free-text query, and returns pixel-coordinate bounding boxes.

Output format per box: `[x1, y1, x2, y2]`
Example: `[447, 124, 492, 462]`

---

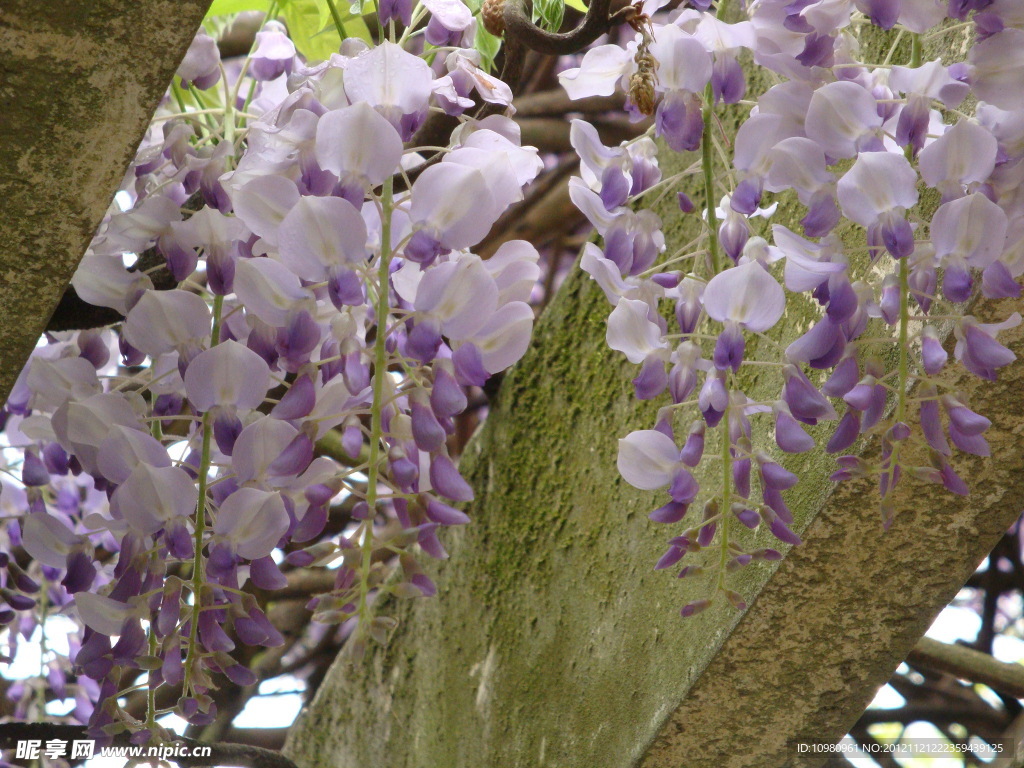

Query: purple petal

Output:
[271, 376, 316, 421]
[425, 499, 471, 526]
[826, 410, 860, 454]
[268, 433, 314, 477]
[775, 411, 814, 453]
[249, 555, 288, 590]
[429, 454, 474, 502]
[649, 501, 688, 524]
[633, 354, 669, 400]
[769, 518, 802, 546]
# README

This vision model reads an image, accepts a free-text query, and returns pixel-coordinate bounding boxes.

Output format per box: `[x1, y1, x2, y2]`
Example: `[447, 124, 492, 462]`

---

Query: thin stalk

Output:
[324, 0, 351, 39]
[145, 626, 158, 731]
[702, 82, 722, 274]
[885, 252, 911, 499]
[717, 401, 732, 592]
[357, 177, 395, 631]
[884, 35, 920, 505]
[182, 295, 224, 691]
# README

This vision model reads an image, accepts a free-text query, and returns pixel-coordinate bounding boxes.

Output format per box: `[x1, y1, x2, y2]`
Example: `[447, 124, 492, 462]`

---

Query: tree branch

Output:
[502, 0, 632, 57]
[906, 637, 1024, 699]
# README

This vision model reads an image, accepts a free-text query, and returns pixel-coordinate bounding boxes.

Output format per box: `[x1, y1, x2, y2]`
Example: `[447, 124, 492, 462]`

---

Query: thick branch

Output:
[0, 0, 212, 404]
[906, 637, 1024, 699]
[502, 0, 630, 57]
[514, 89, 625, 117]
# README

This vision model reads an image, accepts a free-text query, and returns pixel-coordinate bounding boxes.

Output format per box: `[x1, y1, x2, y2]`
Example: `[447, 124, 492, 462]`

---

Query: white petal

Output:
[22, 512, 80, 568]
[472, 301, 535, 373]
[230, 175, 300, 246]
[315, 102, 403, 186]
[233, 257, 311, 326]
[344, 41, 434, 117]
[122, 290, 211, 356]
[113, 464, 198, 535]
[215, 488, 289, 560]
[278, 196, 368, 279]
[931, 193, 1008, 268]
[184, 340, 272, 412]
[805, 81, 882, 159]
[75, 593, 141, 636]
[919, 120, 998, 188]
[607, 298, 665, 364]
[703, 261, 785, 332]
[617, 430, 679, 490]
[485, 240, 541, 304]
[837, 152, 919, 227]
[969, 29, 1024, 110]
[557, 45, 631, 100]
[415, 256, 498, 340]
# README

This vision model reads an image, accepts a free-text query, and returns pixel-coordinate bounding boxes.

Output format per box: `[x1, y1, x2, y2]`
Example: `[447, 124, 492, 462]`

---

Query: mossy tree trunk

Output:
[0, 0, 211, 403]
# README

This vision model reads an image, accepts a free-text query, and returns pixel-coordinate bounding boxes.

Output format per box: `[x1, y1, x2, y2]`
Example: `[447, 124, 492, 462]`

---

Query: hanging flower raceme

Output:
[564, 0, 1024, 619]
[0, 9, 550, 741]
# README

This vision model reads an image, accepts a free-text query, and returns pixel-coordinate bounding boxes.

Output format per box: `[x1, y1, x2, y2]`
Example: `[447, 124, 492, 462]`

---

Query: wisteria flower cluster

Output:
[0, 11, 540, 745]
[564, 0, 1024, 616]
[3, 0, 1024, 751]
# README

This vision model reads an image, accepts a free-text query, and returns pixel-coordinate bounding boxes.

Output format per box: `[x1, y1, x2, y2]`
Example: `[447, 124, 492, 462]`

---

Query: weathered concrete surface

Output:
[0, 0, 211, 404]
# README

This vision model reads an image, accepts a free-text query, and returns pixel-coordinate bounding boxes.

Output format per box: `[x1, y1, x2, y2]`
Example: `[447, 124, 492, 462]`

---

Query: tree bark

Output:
[0, 0, 211, 404]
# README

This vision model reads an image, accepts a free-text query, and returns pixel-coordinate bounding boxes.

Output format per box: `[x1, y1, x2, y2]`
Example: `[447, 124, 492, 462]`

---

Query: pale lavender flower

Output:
[111, 464, 199, 536]
[176, 30, 221, 90]
[315, 102, 404, 204]
[277, 196, 368, 281]
[836, 151, 919, 258]
[969, 28, 1024, 110]
[343, 42, 434, 138]
[557, 44, 633, 100]
[617, 430, 694, 497]
[702, 261, 785, 332]
[931, 193, 1008, 302]
[805, 81, 884, 159]
[954, 313, 1021, 380]
[606, 297, 668, 364]
[918, 119, 998, 203]
[251, 21, 296, 82]
[213, 489, 289, 560]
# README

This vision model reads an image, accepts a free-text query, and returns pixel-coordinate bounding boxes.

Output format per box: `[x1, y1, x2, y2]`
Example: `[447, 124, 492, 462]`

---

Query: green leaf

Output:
[474, 26, 502, 73]
[317, 5, 374, 45]
[206, 0, 272, 17]
[280, 0, 337, 60]
[534, 0, 564, 33]
[565, 0, 587, 12]
[334, 12, 374, 45]
[279, 0, 373, 59]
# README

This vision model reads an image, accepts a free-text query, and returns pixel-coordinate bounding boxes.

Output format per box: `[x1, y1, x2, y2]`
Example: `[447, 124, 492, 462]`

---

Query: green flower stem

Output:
[183, 294, 224, 693]
[884, 246, 911, 509]
[146, 626, 158, 731]
[886, 34, 921, 507]
[717, 399, 732, 592]
[357, 177, 395, 632]
[702, 81, 722, 274]
[324, 0, 351, 40]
